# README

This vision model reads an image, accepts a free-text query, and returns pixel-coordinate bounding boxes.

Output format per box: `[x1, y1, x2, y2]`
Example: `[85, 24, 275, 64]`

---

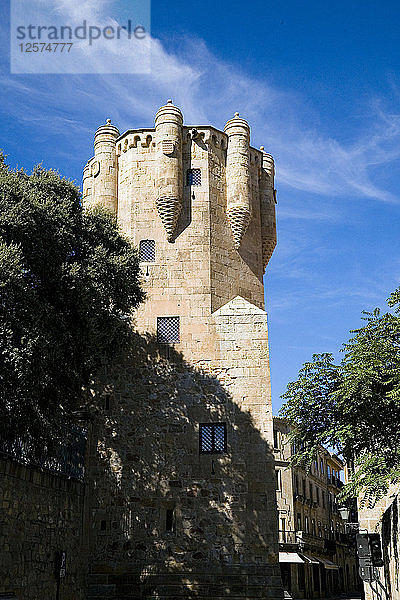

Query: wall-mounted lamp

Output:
[338, 505, 360, 533]
[338, 506, 350, 521]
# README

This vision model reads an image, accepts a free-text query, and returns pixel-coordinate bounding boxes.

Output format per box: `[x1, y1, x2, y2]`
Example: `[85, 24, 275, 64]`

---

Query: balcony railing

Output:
[279, 530, 341, 551]
[278, 530, 298, 544]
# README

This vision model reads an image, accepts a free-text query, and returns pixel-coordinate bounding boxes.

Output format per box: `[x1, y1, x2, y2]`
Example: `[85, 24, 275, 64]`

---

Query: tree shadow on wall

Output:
[86, 331, 282, 599]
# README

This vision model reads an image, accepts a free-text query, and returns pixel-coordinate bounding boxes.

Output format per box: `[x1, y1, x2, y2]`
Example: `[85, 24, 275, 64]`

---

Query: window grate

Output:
[157, 316, 180, 344]
[199, 423, 226, 454]
[139, 239, 155, 262]
[186, 168, 201, 186]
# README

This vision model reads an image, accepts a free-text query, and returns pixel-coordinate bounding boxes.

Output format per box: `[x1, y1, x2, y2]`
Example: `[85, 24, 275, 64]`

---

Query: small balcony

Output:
[278, 530, 298, 544]
[279, 530, 326, 553]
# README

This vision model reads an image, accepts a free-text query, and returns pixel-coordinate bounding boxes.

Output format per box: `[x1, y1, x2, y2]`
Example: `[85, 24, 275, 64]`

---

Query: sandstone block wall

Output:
[85, 334, 281, 599]
[0, 458, 86, 600]
[83, 102, 281, 599]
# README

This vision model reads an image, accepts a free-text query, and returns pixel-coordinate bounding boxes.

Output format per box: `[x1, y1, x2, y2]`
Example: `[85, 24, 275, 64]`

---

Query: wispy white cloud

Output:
[2, 0, 400, 203]
[53, 0, 110, 21]
[277, 206, 340, 222]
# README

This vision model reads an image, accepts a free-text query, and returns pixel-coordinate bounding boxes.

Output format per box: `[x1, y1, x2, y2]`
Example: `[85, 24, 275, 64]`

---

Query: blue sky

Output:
[1, 0, 399, 412]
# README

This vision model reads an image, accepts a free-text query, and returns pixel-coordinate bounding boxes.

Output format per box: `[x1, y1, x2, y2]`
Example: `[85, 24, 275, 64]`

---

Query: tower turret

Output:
[154, 100, 183, 241]
[83, 119, 119, 214]
[224, 113, 252, 249]
[259, 146, 277, 268]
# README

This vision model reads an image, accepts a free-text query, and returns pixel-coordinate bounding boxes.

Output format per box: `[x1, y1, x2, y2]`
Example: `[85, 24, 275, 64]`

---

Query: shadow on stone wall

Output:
[86, 331, 282, 599]
[0, 457, 86, 600]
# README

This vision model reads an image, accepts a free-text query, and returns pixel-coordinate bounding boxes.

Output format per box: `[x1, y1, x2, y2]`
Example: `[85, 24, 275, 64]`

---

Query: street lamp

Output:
[338, 506, 384, 583]
[338, 505, 360, 533]
[338, 506, 350, 522]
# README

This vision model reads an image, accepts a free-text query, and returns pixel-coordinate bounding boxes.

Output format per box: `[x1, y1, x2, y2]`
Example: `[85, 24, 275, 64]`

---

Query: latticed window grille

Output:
[199, 423, 226, 454]
[139, 239, 155, 262]
[186, 168, 201, 186]
[157, 316, 180, 344]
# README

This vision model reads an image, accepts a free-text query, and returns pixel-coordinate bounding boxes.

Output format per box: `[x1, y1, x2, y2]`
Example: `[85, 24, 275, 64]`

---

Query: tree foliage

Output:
[280, 290, 400, 502]
[0, 153, 144, 449]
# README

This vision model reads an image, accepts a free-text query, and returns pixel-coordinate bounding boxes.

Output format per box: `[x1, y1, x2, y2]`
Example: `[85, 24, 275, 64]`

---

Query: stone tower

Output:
[83, 101, 280, 600]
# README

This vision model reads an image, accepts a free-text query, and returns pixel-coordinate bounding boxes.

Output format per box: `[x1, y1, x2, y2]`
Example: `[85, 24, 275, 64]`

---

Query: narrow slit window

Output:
[157, 316, 180, 344]
[139, 239, 155, 263]
[276, 469, 282, 491]
[199, 423, 226, 454]
[273, 429, 279, 449]
[166, 508, 174, 532]
[186, 168, 201, 186]
[296, 513, 302, 531]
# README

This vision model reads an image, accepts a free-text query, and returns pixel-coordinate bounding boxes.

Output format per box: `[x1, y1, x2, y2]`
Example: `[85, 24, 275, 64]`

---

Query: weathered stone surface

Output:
[0, 459, 86, 600]
[82, 102, 281, 599]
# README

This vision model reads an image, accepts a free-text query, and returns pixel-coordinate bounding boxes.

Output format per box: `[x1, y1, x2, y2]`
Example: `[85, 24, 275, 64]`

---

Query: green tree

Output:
[0, 154, 144, 451]
[280, 289, 400, 502]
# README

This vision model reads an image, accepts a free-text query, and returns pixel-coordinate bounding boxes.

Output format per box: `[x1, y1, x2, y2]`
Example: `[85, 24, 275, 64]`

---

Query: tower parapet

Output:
[154, 100, 183, 241]
[224, 113, 252, 249]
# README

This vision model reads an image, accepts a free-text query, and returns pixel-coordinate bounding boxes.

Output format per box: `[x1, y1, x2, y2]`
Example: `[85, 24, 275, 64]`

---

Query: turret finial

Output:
[167, 99, 173, 104]
[106, 118, 111, 124]
[260, 145, 264, 151]
[234, 112, 239, 117]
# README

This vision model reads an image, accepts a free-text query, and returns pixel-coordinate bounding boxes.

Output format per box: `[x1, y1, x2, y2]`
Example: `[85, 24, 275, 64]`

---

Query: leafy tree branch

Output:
[280, 290, 400, 503]
[0, 153, 144, 453]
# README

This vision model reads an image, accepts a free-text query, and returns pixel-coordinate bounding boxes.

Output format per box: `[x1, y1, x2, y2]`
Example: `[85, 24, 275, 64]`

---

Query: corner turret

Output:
[259, 146, 277, 268]
[224, 113, 252, 249]
[154, 100, 183, 241]
[83, 118, 119, 214]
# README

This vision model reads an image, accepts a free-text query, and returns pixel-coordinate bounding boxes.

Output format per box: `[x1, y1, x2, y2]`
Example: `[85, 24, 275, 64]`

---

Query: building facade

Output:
[82, 101, 282, 599]
[358, 484, 400, 600]
[273, 417, 360, 598]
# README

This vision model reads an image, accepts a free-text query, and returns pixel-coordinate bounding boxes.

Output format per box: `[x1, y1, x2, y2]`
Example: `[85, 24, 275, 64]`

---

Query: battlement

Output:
[83, 101, 276, 273]
[114, 124, 266, 159]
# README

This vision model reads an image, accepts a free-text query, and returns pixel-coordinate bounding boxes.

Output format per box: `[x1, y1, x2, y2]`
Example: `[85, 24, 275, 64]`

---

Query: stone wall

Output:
[0, 457, 87, 600]
[359, 484, 400, 600]
[0, 325, 283, 600]
[86, 332, 282, 599]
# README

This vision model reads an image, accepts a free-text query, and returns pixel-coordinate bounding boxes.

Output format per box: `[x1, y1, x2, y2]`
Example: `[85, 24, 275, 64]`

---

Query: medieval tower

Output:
[82, 101, 281, 599]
